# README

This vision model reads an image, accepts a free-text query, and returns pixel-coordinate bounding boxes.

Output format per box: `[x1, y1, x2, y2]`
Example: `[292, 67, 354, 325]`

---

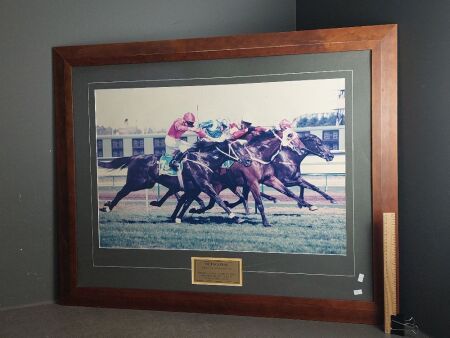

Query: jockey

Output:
[166, 112, 206, 169]
[229, 119, 266, 140]
[198, 119, 229, 141]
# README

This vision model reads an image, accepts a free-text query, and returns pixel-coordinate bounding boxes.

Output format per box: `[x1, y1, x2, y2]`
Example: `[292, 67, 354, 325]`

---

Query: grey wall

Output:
[0, 0, 296, 308]
[297, 1, 450, 337]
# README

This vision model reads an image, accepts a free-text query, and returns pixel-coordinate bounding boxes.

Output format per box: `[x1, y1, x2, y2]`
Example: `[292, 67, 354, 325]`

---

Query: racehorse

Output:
[169, 129, 308, 227]
[97, 142, 240, 212]
[98, 139, 251, 223]
[222, 133, 336, 212]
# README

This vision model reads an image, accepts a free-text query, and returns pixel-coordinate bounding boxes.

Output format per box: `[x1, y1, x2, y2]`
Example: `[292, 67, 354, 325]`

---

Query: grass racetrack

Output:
[98, 187, 346, 255]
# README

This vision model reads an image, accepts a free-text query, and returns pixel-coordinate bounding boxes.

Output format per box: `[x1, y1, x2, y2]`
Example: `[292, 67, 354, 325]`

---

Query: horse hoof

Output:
[233, 217, 244, 224]
[297, 203, 304, 209]
[330, 200, 337, 204]
[309, 205, 318, 211]
[149, 201, 160, 207]
[263, 223, 272, 227]
[175, 218, 182, 224]
[189, 208, 197, 214]
[100, 205, 111, 213]
[273, 199, 278, 204]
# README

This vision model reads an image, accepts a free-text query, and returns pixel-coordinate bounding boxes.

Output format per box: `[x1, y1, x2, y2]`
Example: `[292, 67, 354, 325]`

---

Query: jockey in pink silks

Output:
[165, 112, 206, 169]
[228, 119, 266, 140]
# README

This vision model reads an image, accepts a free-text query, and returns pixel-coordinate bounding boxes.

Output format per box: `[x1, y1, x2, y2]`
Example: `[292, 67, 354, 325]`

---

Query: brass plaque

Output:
[191, 257, 243, 286]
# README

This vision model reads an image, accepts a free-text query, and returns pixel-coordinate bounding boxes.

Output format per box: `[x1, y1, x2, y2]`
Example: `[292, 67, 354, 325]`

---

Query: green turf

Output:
[99, 202, 346, 255]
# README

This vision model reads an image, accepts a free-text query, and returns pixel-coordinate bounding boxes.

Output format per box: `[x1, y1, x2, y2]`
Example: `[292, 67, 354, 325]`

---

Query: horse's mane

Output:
[300, 134, 323, 152]
[300, 134, 319, 144]
[189, 139, 228, 153]
[247, 130, 275, 145]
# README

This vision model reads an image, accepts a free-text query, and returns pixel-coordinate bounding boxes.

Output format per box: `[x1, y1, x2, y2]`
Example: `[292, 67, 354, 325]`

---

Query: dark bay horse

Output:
[98, 139, 251, 223]
[98, 155, 206, 212]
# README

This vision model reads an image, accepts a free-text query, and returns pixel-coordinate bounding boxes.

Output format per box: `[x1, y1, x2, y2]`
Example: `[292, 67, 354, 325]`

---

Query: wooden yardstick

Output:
[383, 212, 399, 333]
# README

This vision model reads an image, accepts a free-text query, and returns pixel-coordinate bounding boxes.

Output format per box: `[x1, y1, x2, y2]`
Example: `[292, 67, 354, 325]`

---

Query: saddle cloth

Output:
[222, 160, 234, 169]
[158, 154, 183, 176]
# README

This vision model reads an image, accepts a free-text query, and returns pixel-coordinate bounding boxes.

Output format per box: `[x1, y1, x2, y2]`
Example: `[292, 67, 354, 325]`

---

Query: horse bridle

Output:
[275, 129, 309, 157]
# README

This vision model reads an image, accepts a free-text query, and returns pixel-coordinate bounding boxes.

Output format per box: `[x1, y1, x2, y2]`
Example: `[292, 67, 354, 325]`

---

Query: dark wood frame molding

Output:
[54, 25, 397, 326]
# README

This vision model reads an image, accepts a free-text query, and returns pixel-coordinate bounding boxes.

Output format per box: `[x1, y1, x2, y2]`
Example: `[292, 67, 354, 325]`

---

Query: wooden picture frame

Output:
[54, 25, 397, 326]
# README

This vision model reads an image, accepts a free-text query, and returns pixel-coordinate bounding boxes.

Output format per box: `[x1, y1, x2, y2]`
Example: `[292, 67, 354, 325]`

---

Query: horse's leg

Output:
[194, 196, 206, 209]
[223, 187, 250, 214]
[200, 182, 243, 224]
[296, 184, 311, 209]
[300, 178, 337, 204]
[297, 188, 316, 210]
[239, 185, 251, 215]
[170, 193, 188, 223]
[150, 188, 176, 207]
[177, 194, 199, 221]
[295, 183, 318, 210]
[222, 186, 249, 215]
[231, 187, 250, 215]
[248, 182, 271, 227]
[280, 179, 314, 210]
[176, 191, 204, 208]
[190, 183, 222, 214]
[263, 177, 308, 208]
[224, 185, 246, 210]
[241, 186, 250, 215]
[190, 197, 215, 214]
[100, 182, 149, 212]
[224, 197, 242, 209]
[260, 192, 277, 203]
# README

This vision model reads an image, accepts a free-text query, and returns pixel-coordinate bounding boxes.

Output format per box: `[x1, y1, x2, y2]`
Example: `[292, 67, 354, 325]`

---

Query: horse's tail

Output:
[98, 156, 133, 170]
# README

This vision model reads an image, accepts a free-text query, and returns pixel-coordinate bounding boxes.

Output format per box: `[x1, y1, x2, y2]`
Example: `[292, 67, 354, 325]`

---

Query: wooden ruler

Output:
[383, 212, 398, 333]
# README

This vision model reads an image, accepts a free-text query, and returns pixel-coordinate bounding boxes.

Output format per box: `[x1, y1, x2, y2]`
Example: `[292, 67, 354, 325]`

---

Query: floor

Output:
[0, 304, 425, 338]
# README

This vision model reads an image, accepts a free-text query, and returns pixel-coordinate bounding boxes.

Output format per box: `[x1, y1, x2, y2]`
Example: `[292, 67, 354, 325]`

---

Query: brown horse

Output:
[224, 133, 336, 211]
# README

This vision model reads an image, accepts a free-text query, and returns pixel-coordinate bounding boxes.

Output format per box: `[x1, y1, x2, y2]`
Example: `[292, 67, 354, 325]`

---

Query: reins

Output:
[244, 145, 281, 165]
[184, 156, 214, 173]
[215, 141, 241, 162]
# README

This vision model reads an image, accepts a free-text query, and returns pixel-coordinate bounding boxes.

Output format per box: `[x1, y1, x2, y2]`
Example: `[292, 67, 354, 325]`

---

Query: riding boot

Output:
[169, 151, 185, 170]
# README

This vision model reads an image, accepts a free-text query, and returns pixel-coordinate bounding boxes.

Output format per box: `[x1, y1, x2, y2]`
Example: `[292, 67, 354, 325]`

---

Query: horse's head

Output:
[275, 128, 307, 156]
[300, 134, 334, 161]
[216, 140, 252, 167]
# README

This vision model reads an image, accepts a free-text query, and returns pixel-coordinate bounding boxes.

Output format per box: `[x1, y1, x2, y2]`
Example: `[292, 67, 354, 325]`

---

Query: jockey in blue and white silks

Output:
[198, 119, 230, 141]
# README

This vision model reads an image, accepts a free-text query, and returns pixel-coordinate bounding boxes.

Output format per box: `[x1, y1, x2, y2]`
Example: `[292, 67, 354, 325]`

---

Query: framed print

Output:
[54, 25, 398, 325]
